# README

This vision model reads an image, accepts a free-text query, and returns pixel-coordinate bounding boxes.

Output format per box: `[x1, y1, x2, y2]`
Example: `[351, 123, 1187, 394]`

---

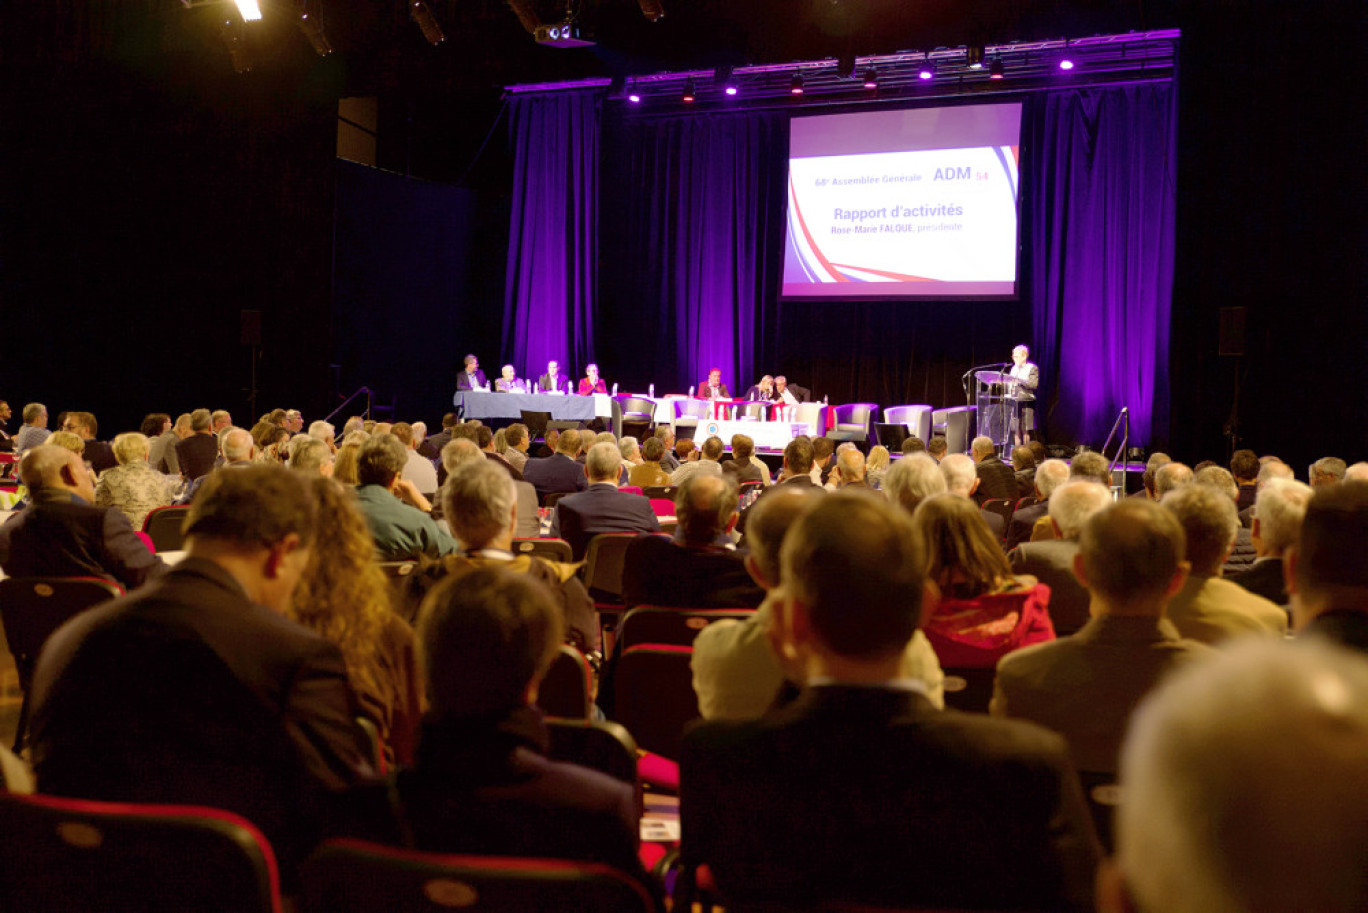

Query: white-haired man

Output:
[1007, 480, 1114, 635]
[1007, 344, 1039, 444]
[1005, 457, 1070, 549]
[1226, 477, 1311, 605]
[549, 441, 659, 561]
[308, 420, 336, 452]
[882, 452, 947, 516]
[1101, 639, 1368, 913]
[1160, 484, 1287, 644]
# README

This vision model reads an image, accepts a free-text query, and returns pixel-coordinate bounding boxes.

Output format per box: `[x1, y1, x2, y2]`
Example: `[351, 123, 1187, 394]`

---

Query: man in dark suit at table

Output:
[537, 359, 572, 394]
[521, 428, 588, 502]
[680, 492, 1099, 912]
[27, 464, 376, 868]
[771, 375, 809, 404]
[550, 442, 659, 560]
[455, 354, 487, 391]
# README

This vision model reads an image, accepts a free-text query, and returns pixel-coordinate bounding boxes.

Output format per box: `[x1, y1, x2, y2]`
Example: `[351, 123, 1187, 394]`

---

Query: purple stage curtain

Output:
[1024, 84, 1178, 447]
[604, 113, 788, 394]
[503, 90, 601, 379]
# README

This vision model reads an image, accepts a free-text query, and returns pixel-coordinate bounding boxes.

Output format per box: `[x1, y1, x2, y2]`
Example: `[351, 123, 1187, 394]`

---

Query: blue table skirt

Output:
[454, 390, 602, 422]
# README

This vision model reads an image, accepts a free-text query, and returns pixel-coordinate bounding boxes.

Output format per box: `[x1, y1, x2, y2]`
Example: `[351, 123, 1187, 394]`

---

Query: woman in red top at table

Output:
[577, 363, 607, 396]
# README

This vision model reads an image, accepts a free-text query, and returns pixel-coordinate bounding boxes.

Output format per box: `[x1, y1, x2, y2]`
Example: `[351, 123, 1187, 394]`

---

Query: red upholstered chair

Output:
[512, 537, 573, 563]
[299, 839, 659, 913]
[610, 643, 698, 761]
[0, 576, 124, 752]
[537, 644, 593, 719]
[0, 792, 282, 913]
[641, 485, 677, 501]
[615, 607, 755, 652]
[141, 504, 192, 552]
[545, 717, 642, 814]
[648, 499, 675, 518]
[618, 485, 645, 496]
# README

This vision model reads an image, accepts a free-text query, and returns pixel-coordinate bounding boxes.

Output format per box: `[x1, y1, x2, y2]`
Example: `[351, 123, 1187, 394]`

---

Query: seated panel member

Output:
[771, 375, 810, 404]
[577, 363, 607, 396]
[537, 360, 572, 394]
[455, 354, 488, 391]
[697, 368, 730, 400]
[743, 375, 774, 401]
[494, 364, 527, 393]
[681, 493, 1100, 912]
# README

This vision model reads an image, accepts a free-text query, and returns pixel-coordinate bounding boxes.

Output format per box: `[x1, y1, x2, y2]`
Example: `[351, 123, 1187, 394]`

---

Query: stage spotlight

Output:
[989, 57, 1004, 79]
[918, 60, 935, 80]
[296, 0, 332, 56]
[1058, 42, 1075, 70]
[790, 73, 804, 95]
[966, 45, 985, 69]
[862, 68, 878, 89]
[410, 0, 445, 45]
[638, 0, 664, 21]
[715, 65, 738, 96]
[233, 0, 263, 21]
[628, 91, 641, 104]
[682, 78, 695, 103]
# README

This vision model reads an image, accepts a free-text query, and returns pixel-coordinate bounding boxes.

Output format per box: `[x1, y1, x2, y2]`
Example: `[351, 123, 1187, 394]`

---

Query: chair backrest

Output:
[537, 645, 592, 719]
[377, 561, 421, 622]
[0, 792, 282, 913]
[618, 485, 644, 496]
[648, 499, 675, 518]
[0, 577, 124, 689]
[583, 533, 643, 605]
[611, 643, 698, 760]
[939, 668, 999, 714]
[980, 498, 1014, 526]
[542, 490, 573, 510]
[512, 537, 573, 563]
[736, 401, 770, 421]
[615, 397, 657, 421]
[545, 718, 640, 793]
[1015, 495, 1039, 510]
[883, 405, 934, 442]
[873, 423, 909, 452]
[513, 481, 541, 538]
[1077, 770, 1122, 854]
[792, 402, 826, 433]
[641, 485, 677, 501]
[930, 406, 976, 455]
[546, 420, 581, 435]
[141, 505, 192, 551]
[673, 400, 708, 422]
[833, 403, 879, 431]
[519, 410, 552, 441]
[616, 607, 755, 652]
[299, 838, 658, 913]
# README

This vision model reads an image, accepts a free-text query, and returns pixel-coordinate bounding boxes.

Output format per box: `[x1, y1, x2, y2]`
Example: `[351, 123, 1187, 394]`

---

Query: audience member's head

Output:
[189, 408, 212, 433]
[1229, 448, 1259, 484]
[418, 567, 563, 718]
[307, 420, 335, 448]
[342, 416, 365, 437]
[19, 445, 94, 502]
[1142, 452, 1172, 498]
[585, 441, 622, 484]
[866, 445, 890, 474]
[111, 432, 151, 466]
[1027, 440, 1046, 464]
[699, 436, 725, 462]
[22, 403, 48, 428]
[743, 486, 820, 589]
[619, 436, 640, 463]
[140, 413, 171, 438]
[1107, 639, 1368, 913]
[440, 438, 484, 476]
[1161, 483, 1238, 577]
[781, 493, 927, 665]
[356, 433, 407, 488]
[288, 436, 334, 476]
[730, 434, 754, 464]
[1034, 458, 1070, 499]
[555, 429, 582, 458]
[1311, 456, 1347, 487]
[222, 428, 255, 464]
[475, 425, 495, 451]
[970, 436, 996, 461]
[1069, 450, 1111, 486]
[832, 448, 866, 487]
[505, 423, 529, 451]
[1288, 480, 1368, 628]
[1047, 480, 1113, 540]
[1076, 499, 1187, 615]
[641, 436, 665, 464]
[914, 493, 1012, 600]
[61, 411, 98, 441]
[172, 413, 193, 438]
[442, 458, 516, 549]
[210, 409, 232, 432]
[449, 423, 480, 445]
[1250, 477, 1311, 558]
[1010, 445, 1036, 472]
[938, 453, 978, 497]
[1344, 462, 1368, 482]
[389, 422, 414, 448]
[45, 431, 85, 456]
[183, 465, 317, 610]
[674, 473, 739, 547]
[901, 436, 926, 456]
[1154, 461, 1193, 498]
[927, 437, 950, 461]
[883, 453, 947, 515]
[782, 436, 814, 477]
[675, 438, 696, 462]
[811, 436, 835, 467]
[1194, 465, 1239, 504]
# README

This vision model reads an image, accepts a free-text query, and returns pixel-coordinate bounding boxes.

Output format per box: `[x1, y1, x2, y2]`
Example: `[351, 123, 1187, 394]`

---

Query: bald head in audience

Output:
[1104, 639, 1368, 913]
[1154, 461, 1193, 499]
[18, 445, 95, 503]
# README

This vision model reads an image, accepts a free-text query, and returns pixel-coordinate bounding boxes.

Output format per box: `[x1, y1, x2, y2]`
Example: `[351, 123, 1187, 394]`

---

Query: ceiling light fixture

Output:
[862, 68, 878, 89]
[989, 57, 1005, 79]
[296, 0, 332, 56]
[790, 73, 804, 95]
[682, 78, 695, 103]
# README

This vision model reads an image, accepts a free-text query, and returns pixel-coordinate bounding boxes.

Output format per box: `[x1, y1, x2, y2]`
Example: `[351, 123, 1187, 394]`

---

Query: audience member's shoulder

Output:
[928, 705, 1075, 765]
[516, 749, 636, 814]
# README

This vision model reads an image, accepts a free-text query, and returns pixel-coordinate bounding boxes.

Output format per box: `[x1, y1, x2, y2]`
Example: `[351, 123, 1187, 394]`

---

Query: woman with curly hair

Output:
[913, 493, 1054, 674]
[865, 444, 890, 489]
[290, 477, 423, 766]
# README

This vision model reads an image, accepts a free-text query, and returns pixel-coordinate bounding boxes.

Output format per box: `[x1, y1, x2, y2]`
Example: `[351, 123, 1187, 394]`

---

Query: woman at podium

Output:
[1008, 345, 1039, 444]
